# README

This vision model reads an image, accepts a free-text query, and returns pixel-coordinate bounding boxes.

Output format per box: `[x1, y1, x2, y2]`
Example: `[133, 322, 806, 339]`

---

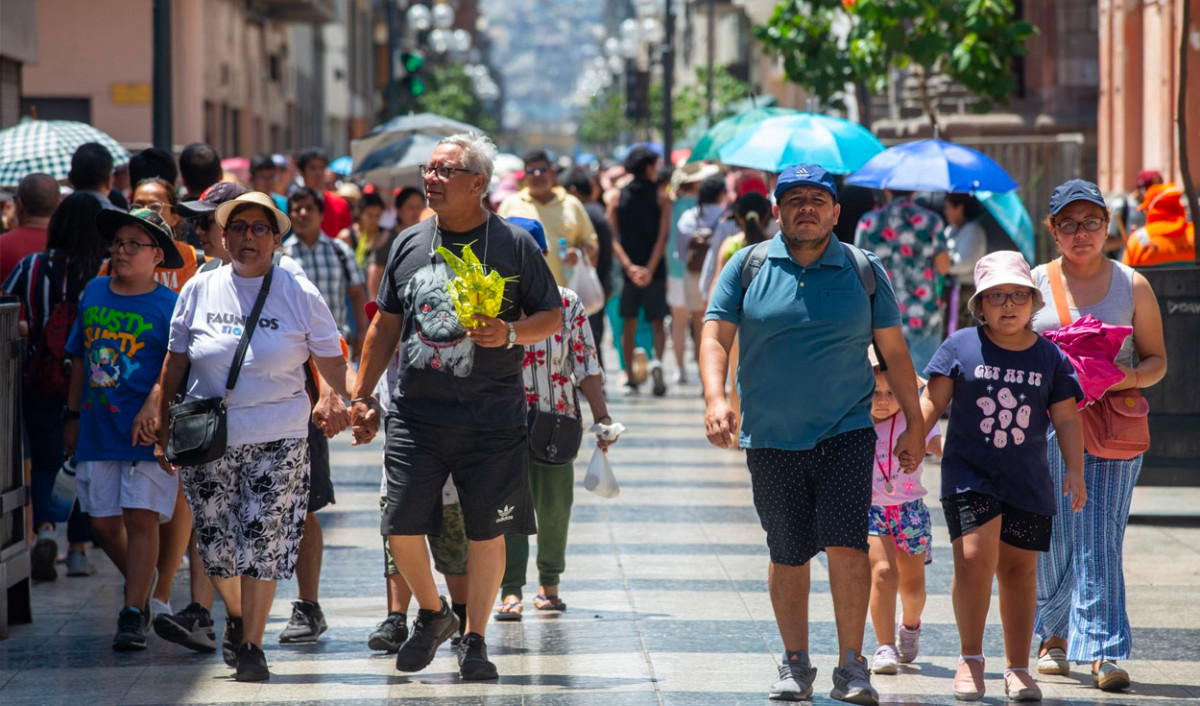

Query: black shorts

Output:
[619, 276, 669, 321]
[381, 415, 535, 541]
[746, 427, 876, 566]
[942, 491, 1052, 552]
[306, 420, 335, 513]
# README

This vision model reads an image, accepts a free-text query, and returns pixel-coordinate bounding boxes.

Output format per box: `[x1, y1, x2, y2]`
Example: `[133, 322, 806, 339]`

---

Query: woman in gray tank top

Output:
[1028, 180, 1168, 693]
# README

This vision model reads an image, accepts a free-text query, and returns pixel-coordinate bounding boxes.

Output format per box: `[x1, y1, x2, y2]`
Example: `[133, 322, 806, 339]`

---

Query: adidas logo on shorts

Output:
[495, 505, 515, 523]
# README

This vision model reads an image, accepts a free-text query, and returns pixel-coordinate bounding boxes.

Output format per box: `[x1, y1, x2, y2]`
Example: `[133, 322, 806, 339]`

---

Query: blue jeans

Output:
[23, 390, 91, 543]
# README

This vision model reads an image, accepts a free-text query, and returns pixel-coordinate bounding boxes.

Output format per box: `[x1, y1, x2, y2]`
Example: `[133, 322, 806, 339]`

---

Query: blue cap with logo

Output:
[773, 163, 838, 204]
[1048, 179, 1107, 215]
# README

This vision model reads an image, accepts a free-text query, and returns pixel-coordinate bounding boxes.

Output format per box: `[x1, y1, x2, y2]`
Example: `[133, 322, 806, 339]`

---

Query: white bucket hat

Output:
[967, 250, 1045, 321]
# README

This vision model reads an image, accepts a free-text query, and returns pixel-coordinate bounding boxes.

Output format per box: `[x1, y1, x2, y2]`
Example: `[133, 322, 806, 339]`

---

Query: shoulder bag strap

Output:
[1045, 259, 1072, 328]
[223, 265, 274, 400]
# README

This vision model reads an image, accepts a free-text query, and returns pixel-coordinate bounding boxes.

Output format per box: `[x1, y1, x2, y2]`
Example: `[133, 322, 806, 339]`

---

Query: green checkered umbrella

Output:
[0, 119, 130, 187]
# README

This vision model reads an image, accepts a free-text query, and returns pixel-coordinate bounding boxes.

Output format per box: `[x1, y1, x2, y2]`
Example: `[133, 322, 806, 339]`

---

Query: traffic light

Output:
[394, 51, 426, 97]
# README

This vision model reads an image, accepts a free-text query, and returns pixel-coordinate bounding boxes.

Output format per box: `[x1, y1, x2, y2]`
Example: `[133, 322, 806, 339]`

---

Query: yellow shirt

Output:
[498, 186, 598, 286]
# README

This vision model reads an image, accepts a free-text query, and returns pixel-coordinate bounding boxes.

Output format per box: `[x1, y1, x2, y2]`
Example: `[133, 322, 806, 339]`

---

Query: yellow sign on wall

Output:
[111, 83, 152, 105]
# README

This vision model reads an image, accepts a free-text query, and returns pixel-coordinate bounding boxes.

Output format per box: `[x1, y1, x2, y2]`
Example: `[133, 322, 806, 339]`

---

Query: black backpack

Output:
[738, 239, 888, 370]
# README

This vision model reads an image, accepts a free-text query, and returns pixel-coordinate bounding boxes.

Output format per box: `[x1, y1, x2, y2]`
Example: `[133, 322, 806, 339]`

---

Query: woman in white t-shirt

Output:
[154, 192, 356, 683]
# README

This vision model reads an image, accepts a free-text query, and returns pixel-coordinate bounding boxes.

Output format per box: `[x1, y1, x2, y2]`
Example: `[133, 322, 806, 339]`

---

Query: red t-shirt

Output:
[322, 191, 353, 238]
[0, 225, 49, 285]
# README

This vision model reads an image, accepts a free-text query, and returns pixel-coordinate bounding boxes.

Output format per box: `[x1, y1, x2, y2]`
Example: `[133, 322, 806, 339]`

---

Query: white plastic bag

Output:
[569, 256, 607, 316]
[584, 444, 620, 498]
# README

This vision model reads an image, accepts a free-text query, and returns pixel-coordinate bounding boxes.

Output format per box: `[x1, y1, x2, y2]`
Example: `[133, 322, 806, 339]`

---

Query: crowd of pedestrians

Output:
[0, 130, 1183, 702]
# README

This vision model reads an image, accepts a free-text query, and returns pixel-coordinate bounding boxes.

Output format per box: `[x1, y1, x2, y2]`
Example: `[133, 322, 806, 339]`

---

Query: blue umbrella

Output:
[328, 155, 353, 176]
[846, 139, 1018, 193]
[716, 113, 885, 174]
[978, 190, 1036, 263]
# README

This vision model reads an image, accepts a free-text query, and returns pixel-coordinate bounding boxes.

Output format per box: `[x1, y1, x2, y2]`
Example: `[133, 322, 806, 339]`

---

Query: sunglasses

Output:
[189, 215, 214, 231]
[227, 221, 275, 238]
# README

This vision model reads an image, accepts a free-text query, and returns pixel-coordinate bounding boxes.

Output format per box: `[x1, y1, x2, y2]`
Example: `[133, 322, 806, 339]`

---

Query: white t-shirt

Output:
[169, 265, 343, 447]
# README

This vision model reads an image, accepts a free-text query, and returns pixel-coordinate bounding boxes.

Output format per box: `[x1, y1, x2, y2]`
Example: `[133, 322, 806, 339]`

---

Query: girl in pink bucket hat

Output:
[915, 251, 1087, 702]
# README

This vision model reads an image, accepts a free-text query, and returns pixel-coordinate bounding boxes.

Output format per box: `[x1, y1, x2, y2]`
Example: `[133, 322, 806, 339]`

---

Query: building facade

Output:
[1097, 0, 1200, 194]
[19, 0, 375, 157]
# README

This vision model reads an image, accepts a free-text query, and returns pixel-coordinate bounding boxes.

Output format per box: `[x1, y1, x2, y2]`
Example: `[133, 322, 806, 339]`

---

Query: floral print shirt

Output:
[523, 287, 601, 420]
[855, 198, 948, 340]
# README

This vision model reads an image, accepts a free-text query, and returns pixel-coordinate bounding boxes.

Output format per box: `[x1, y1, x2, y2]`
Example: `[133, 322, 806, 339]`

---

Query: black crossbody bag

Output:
[166, 266, 274, 466]
[525, 356, 584, 466]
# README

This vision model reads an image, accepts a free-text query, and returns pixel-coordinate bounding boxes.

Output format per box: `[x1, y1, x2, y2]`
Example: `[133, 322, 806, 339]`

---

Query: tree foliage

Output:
[576, 66, 753, 152]
[755, 0, 1036, 127]
[410, 63, 499, 135]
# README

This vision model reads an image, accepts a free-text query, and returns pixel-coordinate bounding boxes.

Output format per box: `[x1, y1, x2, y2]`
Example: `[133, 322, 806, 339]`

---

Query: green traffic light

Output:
[403, 53, 424, 73]
[410, 77, 426, 96]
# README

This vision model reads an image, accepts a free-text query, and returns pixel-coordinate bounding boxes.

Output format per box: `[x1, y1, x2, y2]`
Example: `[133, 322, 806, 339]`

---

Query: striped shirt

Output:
[1, 251, 83, 366]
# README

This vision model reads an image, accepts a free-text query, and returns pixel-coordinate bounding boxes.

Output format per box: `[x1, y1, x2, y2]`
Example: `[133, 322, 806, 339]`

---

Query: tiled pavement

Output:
[3, 379, 1199, 705]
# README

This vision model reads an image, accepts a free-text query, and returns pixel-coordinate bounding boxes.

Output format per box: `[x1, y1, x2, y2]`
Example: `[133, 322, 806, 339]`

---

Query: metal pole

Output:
[387, 1, 398, 120]
[663, 0, 674, 160]
[152, 0, 172, 152]
[705, 0, 715, 123]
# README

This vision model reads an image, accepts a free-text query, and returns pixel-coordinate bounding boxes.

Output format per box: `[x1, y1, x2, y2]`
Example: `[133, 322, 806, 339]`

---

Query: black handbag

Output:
[525, 359, 584, 465]
[166, 266, 273, 466]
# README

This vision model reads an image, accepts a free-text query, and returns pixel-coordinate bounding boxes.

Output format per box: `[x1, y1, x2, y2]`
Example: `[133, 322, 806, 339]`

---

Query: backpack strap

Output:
[329, 239, 354, 285]
[840, 241, 887, 371]
[737, 240, 771, 311]
[198, 257, 222, 273]
[1045, 259, 1073, 328]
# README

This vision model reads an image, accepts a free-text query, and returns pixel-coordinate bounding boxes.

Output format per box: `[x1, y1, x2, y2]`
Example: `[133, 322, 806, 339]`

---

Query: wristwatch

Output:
[505, 322, 517, 349]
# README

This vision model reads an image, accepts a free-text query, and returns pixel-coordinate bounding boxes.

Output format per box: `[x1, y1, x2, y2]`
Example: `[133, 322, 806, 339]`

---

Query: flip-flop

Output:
[494, 599, 523, 622]
[533, 594, 566, 612]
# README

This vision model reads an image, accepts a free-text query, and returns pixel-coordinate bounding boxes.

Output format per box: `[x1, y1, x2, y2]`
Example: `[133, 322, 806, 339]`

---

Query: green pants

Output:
[502, 461, 574, 598]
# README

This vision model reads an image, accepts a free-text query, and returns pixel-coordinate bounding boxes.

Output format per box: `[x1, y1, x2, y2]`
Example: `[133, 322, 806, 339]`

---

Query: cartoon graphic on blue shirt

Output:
[65, 277, 178, 462]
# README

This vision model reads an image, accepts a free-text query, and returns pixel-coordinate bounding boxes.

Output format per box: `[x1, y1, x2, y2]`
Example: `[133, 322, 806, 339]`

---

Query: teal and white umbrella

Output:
[0, 119, 129, 187]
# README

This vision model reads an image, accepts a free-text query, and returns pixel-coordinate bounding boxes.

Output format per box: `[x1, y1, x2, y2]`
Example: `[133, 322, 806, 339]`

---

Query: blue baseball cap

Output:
[1048, 179, 1107, 215]
[505, 216, 548, 252]
[774, 163, 838, 203]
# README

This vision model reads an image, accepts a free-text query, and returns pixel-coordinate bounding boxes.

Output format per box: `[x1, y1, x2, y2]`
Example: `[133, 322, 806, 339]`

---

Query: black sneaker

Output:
[457, 632, 499, 680]
[650, 363, 667, 397]
[367, 612, 408, 653]
[235, 642, 270, 682]
[395, 597, 459, 672]
[278, 599, 327, 644]
[113, 607, 148, 651]
[31, 531, 58, 582]
[222, 616, 244, 667]
[154, 602, 217, 652]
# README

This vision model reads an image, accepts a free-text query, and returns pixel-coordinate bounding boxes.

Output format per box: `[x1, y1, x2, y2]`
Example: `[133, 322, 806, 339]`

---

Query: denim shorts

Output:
[869, 499, 933, 564]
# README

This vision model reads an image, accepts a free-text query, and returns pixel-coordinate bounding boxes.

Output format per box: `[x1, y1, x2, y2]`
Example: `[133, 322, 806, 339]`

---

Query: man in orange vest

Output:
[1122, 183, 1196, 267]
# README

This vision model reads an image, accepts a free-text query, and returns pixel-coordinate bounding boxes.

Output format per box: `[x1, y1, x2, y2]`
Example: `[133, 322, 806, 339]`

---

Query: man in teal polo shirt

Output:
[700, 164, 925, 705]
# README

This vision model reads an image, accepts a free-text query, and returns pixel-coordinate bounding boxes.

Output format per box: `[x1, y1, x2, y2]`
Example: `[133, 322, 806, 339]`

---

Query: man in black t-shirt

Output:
[351, 133, 561, 681]
[611, 146, 672, 395]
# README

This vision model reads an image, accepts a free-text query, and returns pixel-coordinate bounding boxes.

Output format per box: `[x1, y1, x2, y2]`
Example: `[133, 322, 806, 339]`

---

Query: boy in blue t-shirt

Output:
[64, 208, 182, 651]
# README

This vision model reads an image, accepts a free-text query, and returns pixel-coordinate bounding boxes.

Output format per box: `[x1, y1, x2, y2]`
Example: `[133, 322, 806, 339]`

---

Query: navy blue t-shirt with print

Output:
[64, 277, 178, 462]
[925, 327, 1082, 516]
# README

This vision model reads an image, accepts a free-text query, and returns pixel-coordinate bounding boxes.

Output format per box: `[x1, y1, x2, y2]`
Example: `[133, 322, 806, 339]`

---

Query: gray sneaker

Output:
[831, 650, 879, 706]
[770, 650, 817, 701]
[65, 548, 95, 576]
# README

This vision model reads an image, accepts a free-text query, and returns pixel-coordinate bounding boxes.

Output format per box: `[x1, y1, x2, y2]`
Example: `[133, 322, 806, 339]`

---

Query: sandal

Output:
[494, 598, 523, 622]
[533, 594, 567, 612]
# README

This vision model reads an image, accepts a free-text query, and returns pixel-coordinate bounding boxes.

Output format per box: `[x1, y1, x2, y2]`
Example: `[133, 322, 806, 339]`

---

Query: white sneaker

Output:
[871, 644, 899, 675]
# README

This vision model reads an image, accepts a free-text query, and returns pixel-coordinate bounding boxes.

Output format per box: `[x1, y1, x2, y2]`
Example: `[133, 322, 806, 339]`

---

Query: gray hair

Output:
[439, 132, 497, 182]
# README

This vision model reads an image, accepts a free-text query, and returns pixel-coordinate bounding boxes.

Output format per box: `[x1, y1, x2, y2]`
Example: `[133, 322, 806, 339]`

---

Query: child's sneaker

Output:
[897, 622, 921, 663]
[871, 644, 898, 674]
